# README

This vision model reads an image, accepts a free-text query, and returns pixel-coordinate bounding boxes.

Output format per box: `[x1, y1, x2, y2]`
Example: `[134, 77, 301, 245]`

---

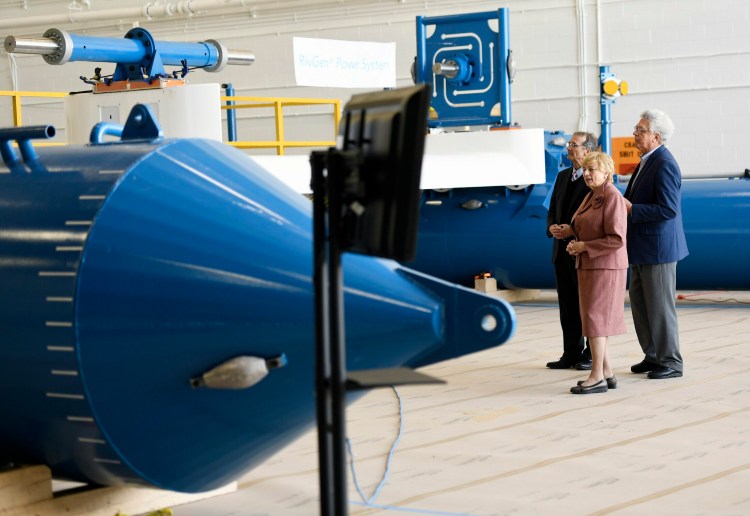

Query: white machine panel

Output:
[251, 127, 547, 194]
[65, 83, 222, 144]
[421, 128, 546, 189]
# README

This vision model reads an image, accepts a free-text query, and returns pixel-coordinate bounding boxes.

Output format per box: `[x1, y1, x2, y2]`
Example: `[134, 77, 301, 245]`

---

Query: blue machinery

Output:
[0, 105, 515, 492]
[4, 27, 255, 89]
[409, 9, 750, 290]
[412, 156, 750, 289]
[2, 6, 749, 497]
[416, 9, 514, 127]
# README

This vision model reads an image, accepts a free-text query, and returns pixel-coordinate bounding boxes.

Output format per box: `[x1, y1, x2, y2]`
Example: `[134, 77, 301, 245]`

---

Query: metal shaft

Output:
[4, 36, 58, 55]
[4, 30, 254, 70]
[433, 61, 459, 78]
[227, 50, 256, 66]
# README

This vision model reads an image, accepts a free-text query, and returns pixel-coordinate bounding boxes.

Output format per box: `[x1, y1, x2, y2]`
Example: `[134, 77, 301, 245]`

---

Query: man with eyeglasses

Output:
[545, 132, 597, 370]
[623, 109, 689, 379]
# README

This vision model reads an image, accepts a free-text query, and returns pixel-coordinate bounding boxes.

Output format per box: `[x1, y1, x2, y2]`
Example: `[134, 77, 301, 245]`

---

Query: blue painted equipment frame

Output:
[415, 9, 512, 127]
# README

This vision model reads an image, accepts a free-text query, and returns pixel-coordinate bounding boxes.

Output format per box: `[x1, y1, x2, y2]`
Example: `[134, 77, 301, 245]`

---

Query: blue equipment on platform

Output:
[0, 105, 515, 492]
[4, 27, 255, 84]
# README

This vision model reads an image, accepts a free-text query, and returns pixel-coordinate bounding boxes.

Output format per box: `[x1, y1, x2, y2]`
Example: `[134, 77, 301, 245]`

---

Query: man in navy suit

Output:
[623, 110, 689, 379]
[545, 132, 597, 370]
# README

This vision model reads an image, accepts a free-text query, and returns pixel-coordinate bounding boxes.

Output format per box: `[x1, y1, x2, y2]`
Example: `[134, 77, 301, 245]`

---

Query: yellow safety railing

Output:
[1, 90, 340, 155]
[220, 95, 341, 155]
[0, 90, 69, 146]
[0, 90, 69, 126]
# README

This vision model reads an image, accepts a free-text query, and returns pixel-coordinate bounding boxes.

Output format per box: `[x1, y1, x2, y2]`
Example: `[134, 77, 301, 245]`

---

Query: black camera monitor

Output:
[337, 84, 430, 262]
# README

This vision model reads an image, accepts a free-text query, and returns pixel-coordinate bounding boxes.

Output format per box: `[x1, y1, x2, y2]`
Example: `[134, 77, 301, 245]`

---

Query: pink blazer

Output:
[571, 181, 628, 270]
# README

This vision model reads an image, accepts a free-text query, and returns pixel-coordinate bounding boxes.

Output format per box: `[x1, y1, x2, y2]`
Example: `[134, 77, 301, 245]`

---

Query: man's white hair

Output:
[641, 109, 674, 144]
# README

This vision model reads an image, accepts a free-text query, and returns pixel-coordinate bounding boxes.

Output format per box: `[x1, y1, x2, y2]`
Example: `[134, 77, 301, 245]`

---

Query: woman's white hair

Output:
[641, 109, 674, 144]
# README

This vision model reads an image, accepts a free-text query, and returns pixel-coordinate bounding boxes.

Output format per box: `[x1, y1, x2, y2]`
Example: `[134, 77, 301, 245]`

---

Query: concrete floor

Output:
[171, 292, 750, 516]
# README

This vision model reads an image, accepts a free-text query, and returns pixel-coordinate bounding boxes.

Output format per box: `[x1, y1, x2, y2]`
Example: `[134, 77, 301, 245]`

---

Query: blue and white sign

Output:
[293, 37, 396, 88]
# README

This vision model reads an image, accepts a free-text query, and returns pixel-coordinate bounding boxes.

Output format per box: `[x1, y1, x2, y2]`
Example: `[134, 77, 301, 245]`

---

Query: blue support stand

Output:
[599, 65, 628, 156]
[600, 65, 613, 155]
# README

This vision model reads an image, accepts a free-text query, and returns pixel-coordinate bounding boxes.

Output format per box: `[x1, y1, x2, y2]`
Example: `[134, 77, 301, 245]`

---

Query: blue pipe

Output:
[5, 27, 254, 84]
[223, 83, 237, 142]
[0, 125, 56, 141]
[67, 34, 220, 68]
[89, 122, 124, 143]
[0, 125, 56, 172]
[600, 101, 612, 155]
[0, 111, 515, 493]
[600, 65, 612, 155]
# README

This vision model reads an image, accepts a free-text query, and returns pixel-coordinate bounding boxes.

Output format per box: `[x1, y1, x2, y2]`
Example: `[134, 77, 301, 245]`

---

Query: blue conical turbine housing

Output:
[0, 117, 515, 492]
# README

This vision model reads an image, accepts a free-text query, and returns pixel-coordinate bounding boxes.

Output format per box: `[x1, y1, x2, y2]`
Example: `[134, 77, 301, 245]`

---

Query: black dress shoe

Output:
[570, 379, 608, 394]
[575, 358, 592, 370]
[630, 359, 659, 373]
[546, 359, 576, 369]
[578, 376, 617, 389]
[647, 366, 683, 379]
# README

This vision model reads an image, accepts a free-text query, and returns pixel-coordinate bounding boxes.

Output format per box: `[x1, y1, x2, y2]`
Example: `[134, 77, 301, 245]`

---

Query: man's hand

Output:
[550, 224, 574, 239]
[624, 198, 633, 214]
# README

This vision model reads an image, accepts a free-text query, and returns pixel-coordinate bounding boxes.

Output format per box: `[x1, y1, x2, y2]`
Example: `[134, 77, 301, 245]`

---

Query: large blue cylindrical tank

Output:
[0, 116, 515, 492]
[416, 184, 553, 288]
[411, 135, 750, 290]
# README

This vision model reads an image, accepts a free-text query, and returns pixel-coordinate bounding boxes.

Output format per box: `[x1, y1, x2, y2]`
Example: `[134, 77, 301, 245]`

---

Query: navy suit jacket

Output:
[624, 145, 689, 265]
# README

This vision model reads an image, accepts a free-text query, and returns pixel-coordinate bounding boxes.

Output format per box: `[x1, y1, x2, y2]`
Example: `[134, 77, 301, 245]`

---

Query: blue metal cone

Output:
[0, 136, 515, 492]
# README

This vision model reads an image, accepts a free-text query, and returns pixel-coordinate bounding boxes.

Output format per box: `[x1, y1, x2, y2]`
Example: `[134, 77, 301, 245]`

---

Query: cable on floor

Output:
[347, 385, 403, 505]
[346, 386, 473, 516]
[350, 499, 474, 516]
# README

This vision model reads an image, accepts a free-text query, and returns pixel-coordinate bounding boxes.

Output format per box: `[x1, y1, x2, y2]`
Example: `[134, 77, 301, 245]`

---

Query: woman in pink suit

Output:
[565, 152, 628, 394]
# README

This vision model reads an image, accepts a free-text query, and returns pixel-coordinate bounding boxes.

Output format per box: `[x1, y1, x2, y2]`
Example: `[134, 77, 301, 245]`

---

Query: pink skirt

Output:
[578, 268, 627, 337]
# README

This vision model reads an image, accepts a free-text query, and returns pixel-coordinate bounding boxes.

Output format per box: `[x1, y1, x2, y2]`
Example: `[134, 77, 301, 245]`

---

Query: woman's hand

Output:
[566, 240, 586, 256]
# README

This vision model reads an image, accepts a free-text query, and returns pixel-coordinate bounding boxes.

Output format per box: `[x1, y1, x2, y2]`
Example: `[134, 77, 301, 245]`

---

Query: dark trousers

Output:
[554, 253, 590, 362]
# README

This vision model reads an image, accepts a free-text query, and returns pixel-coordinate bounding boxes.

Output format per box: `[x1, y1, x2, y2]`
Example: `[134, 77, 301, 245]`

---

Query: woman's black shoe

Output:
[570, 379, 608, 394]
[577, 376, 617, 389]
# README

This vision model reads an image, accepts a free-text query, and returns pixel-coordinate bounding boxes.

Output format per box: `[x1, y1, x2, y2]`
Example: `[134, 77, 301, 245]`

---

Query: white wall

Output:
[1, 0, 749, 175]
